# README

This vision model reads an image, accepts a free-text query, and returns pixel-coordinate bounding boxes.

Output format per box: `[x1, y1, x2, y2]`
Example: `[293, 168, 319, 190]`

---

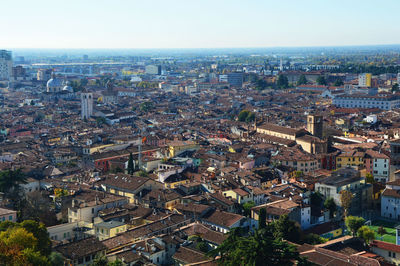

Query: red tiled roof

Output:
[371, 240, 400, 253]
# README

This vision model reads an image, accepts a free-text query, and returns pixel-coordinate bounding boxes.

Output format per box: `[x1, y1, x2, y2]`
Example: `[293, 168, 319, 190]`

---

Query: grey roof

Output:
[95, 220, 125, 229]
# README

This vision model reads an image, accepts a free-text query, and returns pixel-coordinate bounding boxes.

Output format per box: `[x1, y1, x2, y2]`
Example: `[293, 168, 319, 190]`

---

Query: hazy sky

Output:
[1, 0, 400, 49]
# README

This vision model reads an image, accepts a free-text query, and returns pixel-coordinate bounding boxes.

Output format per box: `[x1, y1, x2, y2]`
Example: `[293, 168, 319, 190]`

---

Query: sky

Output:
[1, 0, 400, 49]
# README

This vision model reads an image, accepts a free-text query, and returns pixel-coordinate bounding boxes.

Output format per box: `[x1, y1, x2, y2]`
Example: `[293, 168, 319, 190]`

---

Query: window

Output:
[92, 208, 94, 214]
[8, 216, 12, 221]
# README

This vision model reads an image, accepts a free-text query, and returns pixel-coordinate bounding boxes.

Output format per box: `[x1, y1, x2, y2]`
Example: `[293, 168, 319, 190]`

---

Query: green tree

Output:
[49, 252, 64, 266]
[366, 173, 375, 184]
[324, 198, 337, 219]
[273, 214, 302, 243]
[91, 254, 108, 266]
[303, 233, 327, 245]
[127, 152, 134, 175]
[334, 79, 344, 86]
[139, 101, 154, 112]
[238, 110, 250, 122]
[208, 227, 303, 266]
[0, 168, 27, 194]
[316, 76, 327, 85]
[238, 110, 255, 122]
[340, 190, 354, 217]
[277, 74, 289, 89]
[310, 192, 323, 208]
[259, 208, 266, 229]
[0, 227, 49, 266]
[246, 112, 255, 122]
[242, 201, 255, 217]
[20, 220, 52, 256]
[297, 74, 307, 86]
[108, 260, 123, 266]
[255, 78, 268, 90]
[345, 216, 365, 236]
[377, 226, 387, 240]
[0, 169, 27, 207]
[197, 241, 209, 253]
[357, 226, 375, 245]
[23, 248, 50, 266]
[137, 170, 148, 177]
[392, 83, 399, 93]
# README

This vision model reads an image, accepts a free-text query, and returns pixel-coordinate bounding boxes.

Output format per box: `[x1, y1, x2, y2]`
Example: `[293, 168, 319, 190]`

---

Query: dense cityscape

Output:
[4, 0, 400, 265]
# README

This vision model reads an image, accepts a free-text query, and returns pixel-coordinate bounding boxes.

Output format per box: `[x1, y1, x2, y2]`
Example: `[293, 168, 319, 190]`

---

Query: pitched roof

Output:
[371, 240, 400, 253]
[202, 209, 244, 228]
[56, 237, 106, 259]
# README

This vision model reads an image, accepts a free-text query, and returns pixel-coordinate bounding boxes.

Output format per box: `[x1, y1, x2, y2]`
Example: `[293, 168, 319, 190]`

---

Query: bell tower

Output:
[307, 115, 323, 139]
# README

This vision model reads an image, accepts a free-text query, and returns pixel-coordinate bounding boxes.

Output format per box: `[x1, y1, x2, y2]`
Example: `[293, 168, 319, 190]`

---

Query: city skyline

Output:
[2, 0, 400, 49]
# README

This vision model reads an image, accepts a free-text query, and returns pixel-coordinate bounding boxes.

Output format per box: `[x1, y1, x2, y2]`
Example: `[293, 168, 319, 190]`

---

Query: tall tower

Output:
[0, 50, 12, 81]
[81, 90, 93, 120]
[307, 115, 323, 139]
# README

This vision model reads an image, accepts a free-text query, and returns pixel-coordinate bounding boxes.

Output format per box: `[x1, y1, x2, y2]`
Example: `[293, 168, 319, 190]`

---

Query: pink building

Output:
[0, 208, 17, 223]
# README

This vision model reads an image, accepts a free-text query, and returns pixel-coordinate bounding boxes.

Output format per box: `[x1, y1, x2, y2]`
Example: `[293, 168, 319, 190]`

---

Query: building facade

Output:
[332, 94, 400, 110]
[81, 91, 93, 120]
[0, 50, 12, 81]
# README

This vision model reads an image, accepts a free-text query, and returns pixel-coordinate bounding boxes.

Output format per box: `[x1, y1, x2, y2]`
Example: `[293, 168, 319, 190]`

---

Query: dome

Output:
[47, 78, 63, 88]
[62, 85, 73, 92]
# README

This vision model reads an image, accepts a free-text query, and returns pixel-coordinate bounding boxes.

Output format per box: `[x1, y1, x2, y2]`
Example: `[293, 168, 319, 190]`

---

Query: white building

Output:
[68, 193, 128, 223]
[145, 65, 161, 75]
[332, 94, 400, 110]
[366, 150, 390, 182]
[81, 90, 93, 120]
[0, 50, 12, 81]
[46, 72, 65, 93]
[364, 114, 377, 124]
[381, 180, 400, 220]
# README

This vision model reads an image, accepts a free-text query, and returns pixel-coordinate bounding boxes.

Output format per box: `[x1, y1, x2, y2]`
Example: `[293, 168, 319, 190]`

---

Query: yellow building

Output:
[94, 221, 127, 240]
[168, 140, 199, 158]
[85, 144, 115, 154]
[165, 178, 190, 189]
[336, 150, 365, 169]
[366, 73, 372, 87]
[223, 188, 252, 204]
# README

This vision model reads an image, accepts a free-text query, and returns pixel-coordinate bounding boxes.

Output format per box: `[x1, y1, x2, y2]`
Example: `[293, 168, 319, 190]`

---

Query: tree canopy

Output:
[345, 216, 365, 236]
[238, 110, 255, 122]
[333, 79, 344, 86]
[324, 198, 337, 219]
[208, 227, 304, 266]
[340, 190, 354, 217]
[277, 75, 289, 89]
[0, 221, 51, 265]
[316, 76, 327, 85]
[297, 74, 307, 86]
[139, 101, 154, 112]
[242, 201, 255, 217]
[357, 226, 375, 245]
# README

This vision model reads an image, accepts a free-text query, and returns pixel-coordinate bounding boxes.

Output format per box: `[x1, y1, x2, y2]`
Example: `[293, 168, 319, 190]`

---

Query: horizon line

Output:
[5, 43, 400, 50]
